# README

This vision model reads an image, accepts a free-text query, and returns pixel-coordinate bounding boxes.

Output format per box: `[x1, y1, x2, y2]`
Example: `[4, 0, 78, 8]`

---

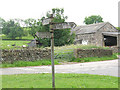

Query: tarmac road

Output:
[0, 59, 119, 77]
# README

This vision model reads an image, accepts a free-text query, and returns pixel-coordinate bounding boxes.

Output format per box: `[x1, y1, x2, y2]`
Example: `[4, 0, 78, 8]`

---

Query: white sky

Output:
[0, 0, 119, 27]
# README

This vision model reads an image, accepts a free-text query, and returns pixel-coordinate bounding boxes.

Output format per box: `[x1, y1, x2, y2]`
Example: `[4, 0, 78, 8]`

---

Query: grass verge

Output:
[70, 53, 118, 62]
[2, 73, 118, 88]
[0, 60, 59, 68]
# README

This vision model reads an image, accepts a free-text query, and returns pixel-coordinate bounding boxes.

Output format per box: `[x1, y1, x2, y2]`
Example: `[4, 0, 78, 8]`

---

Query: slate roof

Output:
[71, 22, 109, 34]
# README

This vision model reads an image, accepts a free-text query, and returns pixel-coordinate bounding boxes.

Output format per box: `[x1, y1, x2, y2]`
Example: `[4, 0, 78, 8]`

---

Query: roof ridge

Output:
[73, 22, 110, 34]
[78, 22, 108, 27]
[96, 22, 109, 32]
[75, 22, 108, 32]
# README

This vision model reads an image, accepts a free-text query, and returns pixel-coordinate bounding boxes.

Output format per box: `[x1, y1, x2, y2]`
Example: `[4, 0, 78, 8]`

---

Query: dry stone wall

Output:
[74, 48, 113, 58]
[2, 48, 51, 63]
[109, 46, 120, 53]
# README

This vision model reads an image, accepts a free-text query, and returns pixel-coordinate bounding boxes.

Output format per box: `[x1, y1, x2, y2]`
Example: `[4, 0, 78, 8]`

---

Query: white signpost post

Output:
[41, 14, 76, 88]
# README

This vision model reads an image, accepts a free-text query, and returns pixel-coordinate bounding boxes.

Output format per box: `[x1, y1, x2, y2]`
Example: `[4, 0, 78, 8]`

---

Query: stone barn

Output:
[71, 22, 120, 47]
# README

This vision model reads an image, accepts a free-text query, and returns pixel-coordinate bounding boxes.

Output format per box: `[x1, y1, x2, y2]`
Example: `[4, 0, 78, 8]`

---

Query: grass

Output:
[0, 59, 59, 68]
[70, 53, 118, 62]
[2, 34, 34, 40]
[1, 40, 31, 49]
[2, 73, 118, 88]
[1, 34, 33, 49]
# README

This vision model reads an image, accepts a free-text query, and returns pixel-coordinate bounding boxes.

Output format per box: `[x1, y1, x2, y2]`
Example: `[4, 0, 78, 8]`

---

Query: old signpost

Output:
[38, 14, 76, 88]
[36, 32, 51, 39]
[52, 22, 76, 30]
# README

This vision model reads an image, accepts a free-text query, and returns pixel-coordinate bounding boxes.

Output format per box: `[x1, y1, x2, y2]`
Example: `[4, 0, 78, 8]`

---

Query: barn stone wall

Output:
[118, 34, 120, 47]
[1, 48, 51, 63]
[75, 33, 96, 45]
[74, 23, 119, 47]
[74, 48, 113, 58]
[95, 23, 118, 47]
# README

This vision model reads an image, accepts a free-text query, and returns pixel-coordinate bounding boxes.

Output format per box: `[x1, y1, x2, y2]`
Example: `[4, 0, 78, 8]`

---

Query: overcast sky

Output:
[0, 0, 119, 27]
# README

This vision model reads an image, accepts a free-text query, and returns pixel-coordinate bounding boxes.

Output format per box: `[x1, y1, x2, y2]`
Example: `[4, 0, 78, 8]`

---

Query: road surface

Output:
[0, 59, 119, 77]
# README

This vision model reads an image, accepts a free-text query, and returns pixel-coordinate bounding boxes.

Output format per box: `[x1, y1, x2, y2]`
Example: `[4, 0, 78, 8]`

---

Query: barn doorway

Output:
[104, 35, 117, 46]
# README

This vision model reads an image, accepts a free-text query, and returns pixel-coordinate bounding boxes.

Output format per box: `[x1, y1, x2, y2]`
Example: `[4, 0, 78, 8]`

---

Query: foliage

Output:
[2, 74, 118, 88]
[84, 15, 103, 25]
[36, 8, 75, 47]
[0, 17, 5, 28]
[2, 19, 24, 39]
[1, 59, 59, 68]
[116, 27, 120, 30]
[24, 18, 38, 38]
[49, 8, 75, 46]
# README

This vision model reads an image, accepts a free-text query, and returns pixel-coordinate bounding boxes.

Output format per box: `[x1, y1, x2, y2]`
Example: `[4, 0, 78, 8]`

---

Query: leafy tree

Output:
[2, 20, 24, 39]
[84, 15, 103, 25]
[0, 17, 5, 28]
[24, 18, 38, 38]
[38, 8, 75, 46]
[13, 18, 29, 37]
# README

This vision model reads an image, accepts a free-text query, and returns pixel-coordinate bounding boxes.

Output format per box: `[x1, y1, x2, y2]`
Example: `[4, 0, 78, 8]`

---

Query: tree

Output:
[24, 18, 38, 38]
[2, 19, 24, 39]
[0, 17, 5, 29]
[84, 15, 103, 25]
[37, 8, 75, 47]
[46, 8, 75, 46]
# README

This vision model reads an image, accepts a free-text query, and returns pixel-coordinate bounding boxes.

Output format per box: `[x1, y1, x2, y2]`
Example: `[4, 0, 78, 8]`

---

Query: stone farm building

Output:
[71, 22, 120, 47]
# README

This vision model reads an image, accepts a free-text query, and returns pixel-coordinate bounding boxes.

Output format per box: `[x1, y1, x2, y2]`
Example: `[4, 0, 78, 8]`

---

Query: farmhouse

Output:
[71, 22, 120, 47]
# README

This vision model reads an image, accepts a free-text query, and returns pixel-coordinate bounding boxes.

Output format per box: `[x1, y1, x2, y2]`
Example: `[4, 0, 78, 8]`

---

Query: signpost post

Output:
[49, 14, 55, 88]
[41, 14, 76, 88]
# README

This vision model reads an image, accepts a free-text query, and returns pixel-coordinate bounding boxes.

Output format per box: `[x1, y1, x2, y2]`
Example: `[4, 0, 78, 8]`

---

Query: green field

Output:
[2, 73, 118, 88]
[2, 34, 34, 40]
[1, 40, 31, 49]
